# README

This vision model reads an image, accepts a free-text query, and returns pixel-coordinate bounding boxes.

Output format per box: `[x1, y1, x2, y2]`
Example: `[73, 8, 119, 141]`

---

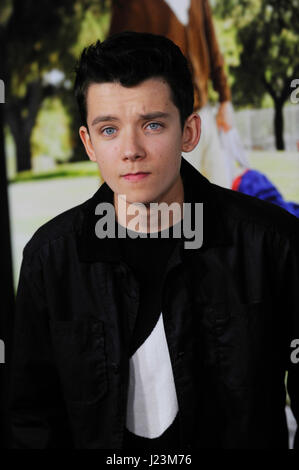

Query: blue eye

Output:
[147, 122, 162, 130]
[102, 127, 116, 136]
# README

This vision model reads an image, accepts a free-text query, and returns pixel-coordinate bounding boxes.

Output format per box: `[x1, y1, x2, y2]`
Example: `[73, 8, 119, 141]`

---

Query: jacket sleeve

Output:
[202, 0, 231, 102]
[284, 221, 299, 449]
[8, 252, 73, 448]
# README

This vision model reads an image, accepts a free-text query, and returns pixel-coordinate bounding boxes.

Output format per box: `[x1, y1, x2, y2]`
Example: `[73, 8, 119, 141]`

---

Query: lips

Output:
[122, 172, 150, 182]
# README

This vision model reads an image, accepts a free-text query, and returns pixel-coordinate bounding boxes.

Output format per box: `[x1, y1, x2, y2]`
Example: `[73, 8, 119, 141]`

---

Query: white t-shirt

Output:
[126, 312, 179, 438]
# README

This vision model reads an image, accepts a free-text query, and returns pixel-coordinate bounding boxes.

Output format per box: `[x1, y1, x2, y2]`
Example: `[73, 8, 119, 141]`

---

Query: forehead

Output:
[85, 78, 177, 119]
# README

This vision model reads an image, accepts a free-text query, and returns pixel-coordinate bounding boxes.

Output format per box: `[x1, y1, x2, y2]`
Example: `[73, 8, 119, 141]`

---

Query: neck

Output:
[114, 178, 184, 233]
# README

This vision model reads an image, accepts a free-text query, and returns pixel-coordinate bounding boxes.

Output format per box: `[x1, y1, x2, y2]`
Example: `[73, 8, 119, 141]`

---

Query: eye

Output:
[146, 122, 163, 131]
[102, 127, 116, 136]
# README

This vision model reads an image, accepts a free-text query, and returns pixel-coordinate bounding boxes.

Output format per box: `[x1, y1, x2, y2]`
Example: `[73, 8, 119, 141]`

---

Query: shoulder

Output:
[22, 198, 91, 262]
[213, 183, 299, 241]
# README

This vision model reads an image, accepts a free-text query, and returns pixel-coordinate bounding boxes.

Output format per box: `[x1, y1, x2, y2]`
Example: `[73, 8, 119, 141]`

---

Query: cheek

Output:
[157, 131, 181, 153]
[150, 139, 175, 163]
[152, 135, 181, 167]
[93, 143, 119, 169]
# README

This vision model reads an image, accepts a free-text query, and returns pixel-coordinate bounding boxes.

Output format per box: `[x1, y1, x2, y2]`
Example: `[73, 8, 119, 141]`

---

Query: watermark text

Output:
[0, 339, 5, 364]
[290, 339, 299, 364]
[0, 79, 5, 104]
[94, 195, 203, 249]
[290, 79, 299, 104]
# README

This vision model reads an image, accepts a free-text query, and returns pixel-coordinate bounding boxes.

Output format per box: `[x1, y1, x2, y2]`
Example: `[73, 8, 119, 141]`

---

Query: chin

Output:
[126, 197, 153, 206]
[123, 190, 156, 205]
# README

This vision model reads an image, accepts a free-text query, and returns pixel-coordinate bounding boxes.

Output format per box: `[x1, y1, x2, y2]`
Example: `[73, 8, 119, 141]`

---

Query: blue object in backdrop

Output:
[237, 169, 299, 218]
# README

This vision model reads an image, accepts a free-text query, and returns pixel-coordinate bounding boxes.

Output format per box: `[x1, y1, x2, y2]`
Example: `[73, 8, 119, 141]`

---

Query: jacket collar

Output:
[77, 157, 232, 263]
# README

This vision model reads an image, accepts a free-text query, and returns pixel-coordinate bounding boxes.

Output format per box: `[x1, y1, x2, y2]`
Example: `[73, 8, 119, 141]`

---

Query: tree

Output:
[214, 0, 299, 150]
[3, 0, 111, 172]
[3, 0, 79, 171]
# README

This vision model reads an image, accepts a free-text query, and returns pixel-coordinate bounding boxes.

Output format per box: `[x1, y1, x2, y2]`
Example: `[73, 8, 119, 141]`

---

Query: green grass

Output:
[249, 151, 299, 203]
[9, 161, 100, 183]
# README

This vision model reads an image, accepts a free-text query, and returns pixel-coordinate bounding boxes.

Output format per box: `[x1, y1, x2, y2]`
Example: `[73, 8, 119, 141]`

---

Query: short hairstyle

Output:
[74, 31, 194, 130]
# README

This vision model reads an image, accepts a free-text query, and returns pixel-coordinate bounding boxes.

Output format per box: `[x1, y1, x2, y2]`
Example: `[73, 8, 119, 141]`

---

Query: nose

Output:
[121, 128, 146, 161]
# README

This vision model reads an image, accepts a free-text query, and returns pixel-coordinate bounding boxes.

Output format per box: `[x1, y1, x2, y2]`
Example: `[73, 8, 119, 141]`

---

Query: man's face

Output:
[79, 78, 200, 206]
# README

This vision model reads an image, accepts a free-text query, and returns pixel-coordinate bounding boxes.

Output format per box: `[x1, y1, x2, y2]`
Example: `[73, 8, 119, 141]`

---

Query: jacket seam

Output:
[24, 226, 82, 262]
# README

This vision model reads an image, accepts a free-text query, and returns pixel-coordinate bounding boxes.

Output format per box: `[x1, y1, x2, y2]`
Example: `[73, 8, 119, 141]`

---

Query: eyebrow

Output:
[91, 111, 170, 127]
[91, 115, 119, 126]
[139, 112, 170, 120]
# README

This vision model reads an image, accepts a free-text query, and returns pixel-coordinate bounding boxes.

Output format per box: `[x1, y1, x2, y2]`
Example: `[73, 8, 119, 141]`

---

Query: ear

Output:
[79, 126, 96, 162]
[181, 113, 201, 153]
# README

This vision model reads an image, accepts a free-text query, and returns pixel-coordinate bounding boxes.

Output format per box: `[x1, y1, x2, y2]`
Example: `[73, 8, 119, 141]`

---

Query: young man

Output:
[9, 32, 299, 449]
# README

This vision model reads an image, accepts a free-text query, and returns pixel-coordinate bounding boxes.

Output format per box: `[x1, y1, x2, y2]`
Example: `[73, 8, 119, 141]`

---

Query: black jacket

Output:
[9, 158, 299, 449]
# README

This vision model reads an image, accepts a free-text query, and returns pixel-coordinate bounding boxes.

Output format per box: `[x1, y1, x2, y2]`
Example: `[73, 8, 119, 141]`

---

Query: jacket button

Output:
[177, 351, 185, 359]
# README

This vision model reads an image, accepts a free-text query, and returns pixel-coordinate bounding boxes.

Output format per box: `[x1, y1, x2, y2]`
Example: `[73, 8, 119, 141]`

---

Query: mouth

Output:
[122, 172, 150, 182]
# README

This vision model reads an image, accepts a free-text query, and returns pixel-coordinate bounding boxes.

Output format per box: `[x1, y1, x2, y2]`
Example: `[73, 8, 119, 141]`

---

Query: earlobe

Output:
[79, 126, 96, 162]
[181, 113, 201, 153]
